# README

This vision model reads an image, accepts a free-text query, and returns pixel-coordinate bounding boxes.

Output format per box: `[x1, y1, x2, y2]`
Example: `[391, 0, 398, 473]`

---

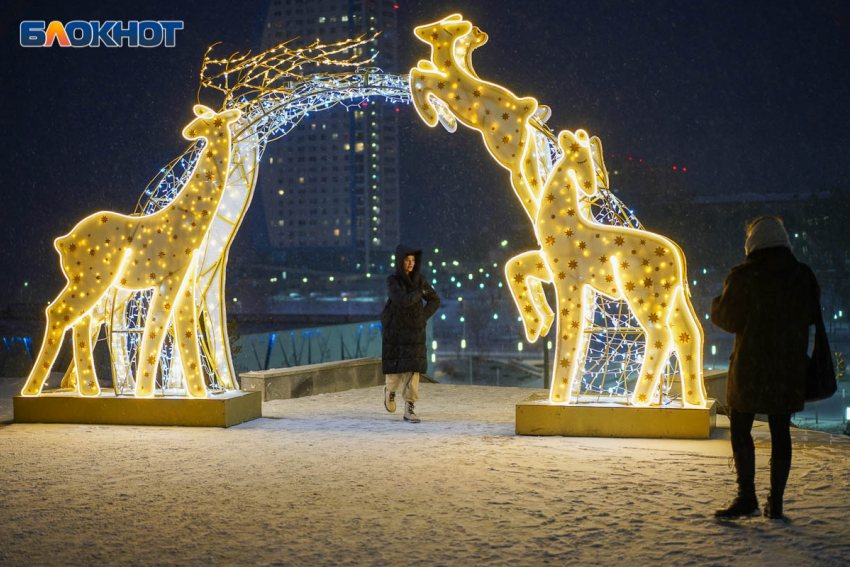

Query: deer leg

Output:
[669, 287, 706, 407]
[549, 282, 592, 404]
[59, 363, 78, 391]
[408, 71, 441, 127]
[172, 263, 207, 397]
[134, 266, 191, 396]
[505, 251, 554, 343]
[61, 317, 105, 390]
[133, 289, 170, 397]
[22, 287, 77, 396]
[630, 324, 674, 406]
[196, 264, 237, 390]
[72, 314, 100, 396]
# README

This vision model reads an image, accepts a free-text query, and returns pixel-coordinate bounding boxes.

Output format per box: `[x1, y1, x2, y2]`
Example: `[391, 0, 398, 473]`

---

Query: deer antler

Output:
[198, 33, 382, 109]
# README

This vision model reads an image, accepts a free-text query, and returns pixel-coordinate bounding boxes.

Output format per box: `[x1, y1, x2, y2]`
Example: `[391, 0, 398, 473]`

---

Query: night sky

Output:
[2, 0, 848, 304]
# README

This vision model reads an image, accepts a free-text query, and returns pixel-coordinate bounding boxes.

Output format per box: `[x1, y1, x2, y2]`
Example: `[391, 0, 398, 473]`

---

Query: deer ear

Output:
[591, 136, 609, 190]
[192, 105, 215, 118]
[558, 130, 576, 148]
[574, 129, 590, 146]
[221, 108, 242, 122]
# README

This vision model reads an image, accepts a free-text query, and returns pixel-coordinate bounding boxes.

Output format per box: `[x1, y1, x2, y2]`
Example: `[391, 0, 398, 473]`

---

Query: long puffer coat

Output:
[710, 246, 820, 414]
[381, 244, 441, 374]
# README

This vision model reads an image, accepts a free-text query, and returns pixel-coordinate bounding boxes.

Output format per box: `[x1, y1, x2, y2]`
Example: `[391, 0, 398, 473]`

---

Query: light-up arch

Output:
[24, 17, 705, 408]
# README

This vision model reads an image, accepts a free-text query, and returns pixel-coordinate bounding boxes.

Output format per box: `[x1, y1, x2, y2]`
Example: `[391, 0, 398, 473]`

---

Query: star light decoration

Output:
[25, 34, 411, 398]
[410, 14, 706, 407]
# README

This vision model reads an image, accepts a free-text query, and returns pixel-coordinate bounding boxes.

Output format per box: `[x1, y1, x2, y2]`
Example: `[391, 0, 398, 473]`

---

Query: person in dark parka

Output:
[711, 216, 820, 520]
[381, 244, 440, 423]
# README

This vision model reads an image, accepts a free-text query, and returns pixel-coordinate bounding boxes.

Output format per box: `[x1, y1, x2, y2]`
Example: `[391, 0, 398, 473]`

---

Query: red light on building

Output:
[672, 166, 677, 170]
[682, 167, 687, 172]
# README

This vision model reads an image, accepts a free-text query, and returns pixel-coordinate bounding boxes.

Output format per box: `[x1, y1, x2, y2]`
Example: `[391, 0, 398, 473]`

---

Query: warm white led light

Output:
[22, 105, 241, 398]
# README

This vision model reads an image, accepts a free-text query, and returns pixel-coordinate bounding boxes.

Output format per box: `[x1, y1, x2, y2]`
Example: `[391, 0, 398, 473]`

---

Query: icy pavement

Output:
[1, 383, 849, 566]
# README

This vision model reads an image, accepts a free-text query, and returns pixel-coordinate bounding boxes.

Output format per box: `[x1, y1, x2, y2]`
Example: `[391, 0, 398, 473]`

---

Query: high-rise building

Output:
[258, 0, 401, 269]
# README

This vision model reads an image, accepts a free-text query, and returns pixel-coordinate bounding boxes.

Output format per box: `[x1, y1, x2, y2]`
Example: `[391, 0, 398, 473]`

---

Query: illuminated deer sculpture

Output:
[410, 14, 706, 406]
[22, 105, 241, 398]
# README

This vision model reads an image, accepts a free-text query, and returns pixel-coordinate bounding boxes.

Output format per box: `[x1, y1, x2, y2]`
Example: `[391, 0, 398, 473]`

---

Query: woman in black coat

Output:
[381, 244, 440, 423]
[711, 216, 820, 520]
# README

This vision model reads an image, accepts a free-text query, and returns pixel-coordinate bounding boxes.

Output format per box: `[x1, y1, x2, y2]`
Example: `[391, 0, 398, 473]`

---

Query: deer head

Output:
[181, 105, 242, 141]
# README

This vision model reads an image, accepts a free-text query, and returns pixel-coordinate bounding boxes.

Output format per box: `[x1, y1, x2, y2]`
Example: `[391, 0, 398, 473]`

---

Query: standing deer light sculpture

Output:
[22, 105, 241, 398]
[410, 14, 706, 406]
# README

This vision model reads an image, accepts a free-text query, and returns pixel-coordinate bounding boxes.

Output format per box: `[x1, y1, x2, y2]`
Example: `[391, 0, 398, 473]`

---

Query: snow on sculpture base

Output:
[516, 395, 717, 438]
[13, 390, 261, 428]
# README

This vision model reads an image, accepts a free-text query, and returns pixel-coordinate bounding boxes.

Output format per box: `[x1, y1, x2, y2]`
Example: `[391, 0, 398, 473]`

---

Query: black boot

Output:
[764, 458, 791, 520]
[715, 450, 760, 518]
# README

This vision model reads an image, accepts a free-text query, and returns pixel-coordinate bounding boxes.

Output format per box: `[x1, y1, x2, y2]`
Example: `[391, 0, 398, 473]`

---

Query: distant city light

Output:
[461, 339, 467, 349]
[493, 313, 499, 320]
[432, 340, 438, 350]
[517, 342, 523, 352]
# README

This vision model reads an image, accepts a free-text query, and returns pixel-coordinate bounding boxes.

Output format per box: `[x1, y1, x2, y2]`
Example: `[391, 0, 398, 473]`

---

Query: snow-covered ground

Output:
[1, 381, 849, 566]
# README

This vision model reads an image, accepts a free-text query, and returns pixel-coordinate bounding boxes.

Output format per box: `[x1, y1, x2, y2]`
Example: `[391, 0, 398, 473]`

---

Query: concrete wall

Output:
[665, 369, 728, 413]
[703, 369, 728, 411]
[240, 357, 386, 402]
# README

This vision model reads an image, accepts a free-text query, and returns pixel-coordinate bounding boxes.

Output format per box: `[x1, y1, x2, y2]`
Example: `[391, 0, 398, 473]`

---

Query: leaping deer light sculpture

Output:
[410, 14, 706, 407]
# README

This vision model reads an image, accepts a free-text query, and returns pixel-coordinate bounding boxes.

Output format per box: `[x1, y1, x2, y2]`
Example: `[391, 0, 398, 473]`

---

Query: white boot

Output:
[383, 386, 396, 413]
[403, 401, 420, 423]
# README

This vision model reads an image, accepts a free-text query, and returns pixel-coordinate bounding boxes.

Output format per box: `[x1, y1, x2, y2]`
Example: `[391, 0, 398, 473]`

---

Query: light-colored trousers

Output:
[385, 372, 419, 403]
